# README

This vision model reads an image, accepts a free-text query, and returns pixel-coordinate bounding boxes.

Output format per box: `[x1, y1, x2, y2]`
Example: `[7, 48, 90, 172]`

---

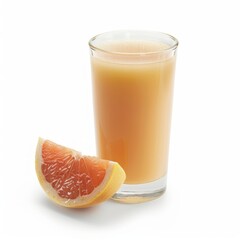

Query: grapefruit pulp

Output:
[35, 138, 126, 208]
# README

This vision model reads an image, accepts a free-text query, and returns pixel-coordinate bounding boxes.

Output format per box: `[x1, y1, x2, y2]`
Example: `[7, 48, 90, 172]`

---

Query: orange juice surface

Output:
[91, 41, 176, 184]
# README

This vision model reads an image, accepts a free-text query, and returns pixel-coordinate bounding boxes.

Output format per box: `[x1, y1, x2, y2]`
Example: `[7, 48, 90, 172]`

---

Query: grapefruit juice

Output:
[91, 41, 176, 184]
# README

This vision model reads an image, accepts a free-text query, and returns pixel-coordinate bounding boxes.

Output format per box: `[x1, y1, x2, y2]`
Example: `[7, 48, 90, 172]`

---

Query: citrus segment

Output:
[35, 138, 126, 208]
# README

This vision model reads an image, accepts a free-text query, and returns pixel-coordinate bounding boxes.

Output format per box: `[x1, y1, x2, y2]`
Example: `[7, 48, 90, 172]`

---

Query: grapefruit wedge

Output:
[35, 138, 126, 208]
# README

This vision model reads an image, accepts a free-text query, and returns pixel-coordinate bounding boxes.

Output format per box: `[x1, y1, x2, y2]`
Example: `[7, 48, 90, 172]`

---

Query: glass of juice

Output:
[89, 31, 178, 203]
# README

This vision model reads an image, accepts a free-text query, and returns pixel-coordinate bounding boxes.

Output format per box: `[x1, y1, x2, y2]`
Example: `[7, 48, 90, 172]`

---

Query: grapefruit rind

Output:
[35, 138, 126, 208]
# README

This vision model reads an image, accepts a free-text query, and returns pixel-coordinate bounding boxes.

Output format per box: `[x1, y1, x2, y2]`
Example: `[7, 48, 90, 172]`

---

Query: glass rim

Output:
[88, 30, 179, 56]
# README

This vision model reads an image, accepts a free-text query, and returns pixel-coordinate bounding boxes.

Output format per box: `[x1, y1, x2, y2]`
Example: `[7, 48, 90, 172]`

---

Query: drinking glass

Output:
[89, 31, 178, 203]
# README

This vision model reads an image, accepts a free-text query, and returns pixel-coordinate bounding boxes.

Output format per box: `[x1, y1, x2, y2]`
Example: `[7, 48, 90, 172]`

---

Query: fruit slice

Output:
[35, 138, 126, 208]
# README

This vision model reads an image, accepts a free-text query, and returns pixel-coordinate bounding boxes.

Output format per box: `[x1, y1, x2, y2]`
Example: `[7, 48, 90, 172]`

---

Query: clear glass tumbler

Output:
[89, 31, 178, 203]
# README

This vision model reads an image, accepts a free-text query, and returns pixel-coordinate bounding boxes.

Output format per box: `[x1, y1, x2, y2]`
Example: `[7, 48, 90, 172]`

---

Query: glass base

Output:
[111, 176, 167, 203]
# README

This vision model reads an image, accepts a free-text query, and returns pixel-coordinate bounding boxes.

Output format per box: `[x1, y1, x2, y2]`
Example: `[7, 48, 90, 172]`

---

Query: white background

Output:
[0, 0, 240, 239]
